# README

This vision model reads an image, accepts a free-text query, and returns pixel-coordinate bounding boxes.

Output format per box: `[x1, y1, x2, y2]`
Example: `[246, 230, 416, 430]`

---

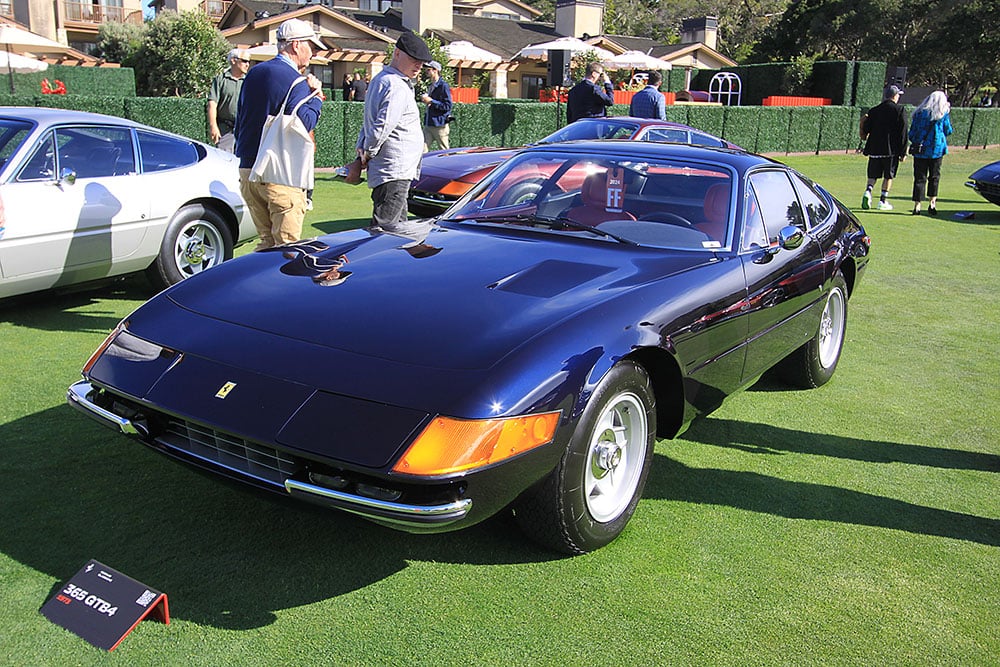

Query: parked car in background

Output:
[964, 160, 1000, 206]
[407, 116, 742, 217]
[70, 141, 870, 554]
[0, 108, 254, 300]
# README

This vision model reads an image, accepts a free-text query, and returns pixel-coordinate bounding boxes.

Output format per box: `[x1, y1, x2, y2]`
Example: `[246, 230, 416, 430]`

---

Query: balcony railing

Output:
[63, 1, 142, 24]
[0, 1, 13, 18]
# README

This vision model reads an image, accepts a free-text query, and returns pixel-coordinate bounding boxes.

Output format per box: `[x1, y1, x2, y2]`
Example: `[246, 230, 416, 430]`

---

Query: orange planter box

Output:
[452, 87, 479, 104]
[539, 89, 568, 103]
[762, 95, 831, 106]
[614, 90, 676, 106]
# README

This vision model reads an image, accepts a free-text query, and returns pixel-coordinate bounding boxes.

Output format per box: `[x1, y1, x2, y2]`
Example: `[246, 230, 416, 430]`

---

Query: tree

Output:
[130, 10, 230, 97]
[751, 0, 1000, 105]
[94, 21, 145, 65]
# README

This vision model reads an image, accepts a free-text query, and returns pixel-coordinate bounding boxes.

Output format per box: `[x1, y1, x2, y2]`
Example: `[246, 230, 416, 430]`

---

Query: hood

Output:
[419, 146, 519, 178]
[165, 225, 710, 371]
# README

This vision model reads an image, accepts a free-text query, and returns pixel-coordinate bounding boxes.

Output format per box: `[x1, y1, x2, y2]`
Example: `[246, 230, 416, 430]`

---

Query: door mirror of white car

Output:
[59, 168, 76, 186]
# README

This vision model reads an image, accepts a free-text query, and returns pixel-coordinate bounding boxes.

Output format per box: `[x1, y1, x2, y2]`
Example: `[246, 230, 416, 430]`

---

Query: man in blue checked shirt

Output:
[629, 71, 666, 120]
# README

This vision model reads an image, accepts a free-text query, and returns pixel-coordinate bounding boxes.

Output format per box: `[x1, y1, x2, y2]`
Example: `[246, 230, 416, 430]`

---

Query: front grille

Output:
[157, 418, 299, 487]
[979, 181, 1000, 197]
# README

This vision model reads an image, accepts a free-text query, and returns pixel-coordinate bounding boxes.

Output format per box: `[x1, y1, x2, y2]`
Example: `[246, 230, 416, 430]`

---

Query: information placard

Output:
[40, 559, 169, 651]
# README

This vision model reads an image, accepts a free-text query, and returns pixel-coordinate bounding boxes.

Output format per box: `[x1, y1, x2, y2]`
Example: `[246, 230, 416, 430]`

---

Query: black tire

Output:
[147, 204, 233, 291]
[498, 178, 545, 207]
[781, 272, 848, 388]
[514, 360, 656, 554]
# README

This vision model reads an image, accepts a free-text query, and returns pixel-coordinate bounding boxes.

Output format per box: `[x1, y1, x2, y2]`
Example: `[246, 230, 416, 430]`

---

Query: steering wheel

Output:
[639, 211, 694, 227]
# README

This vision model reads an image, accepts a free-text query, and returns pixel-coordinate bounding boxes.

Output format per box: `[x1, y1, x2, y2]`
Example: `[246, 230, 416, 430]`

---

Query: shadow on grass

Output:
[311, 218, 372, 235]
[646, 453, 999, 547]
[2, 406, 558, 631]
[0, 276, 152, 333]
[682, 416, 1000, 472]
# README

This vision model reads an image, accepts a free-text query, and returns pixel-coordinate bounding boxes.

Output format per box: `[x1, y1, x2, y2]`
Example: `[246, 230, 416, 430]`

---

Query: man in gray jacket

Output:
[356, 31, 433, 233]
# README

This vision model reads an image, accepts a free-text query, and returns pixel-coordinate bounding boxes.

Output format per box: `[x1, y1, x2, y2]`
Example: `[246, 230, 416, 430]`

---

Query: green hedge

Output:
[9, 65, 136, 97]
[722, 105, 760, 151]
[812, 61, 854, 107]
[969, 108, 1000, 148]
[124, 97, 207, 142]
[819, 106, 855, 153]
[1, 94, 995, 165]
[854, 62, 887, 110]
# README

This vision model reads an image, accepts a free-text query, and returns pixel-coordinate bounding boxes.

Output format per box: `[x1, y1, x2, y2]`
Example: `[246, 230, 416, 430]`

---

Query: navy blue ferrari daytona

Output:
[69, 141, 871, 554]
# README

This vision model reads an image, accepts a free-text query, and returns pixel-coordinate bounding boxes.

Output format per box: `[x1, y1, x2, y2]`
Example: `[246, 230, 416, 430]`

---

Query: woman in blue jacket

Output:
[908, 90, 953, 215]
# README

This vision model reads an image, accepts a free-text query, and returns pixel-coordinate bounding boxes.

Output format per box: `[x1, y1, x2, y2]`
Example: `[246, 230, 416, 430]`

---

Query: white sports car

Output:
[0, 107, 255, 299]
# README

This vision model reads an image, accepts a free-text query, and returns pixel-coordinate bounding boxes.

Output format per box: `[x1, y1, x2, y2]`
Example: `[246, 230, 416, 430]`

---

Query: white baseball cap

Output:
[276, 19, 325, 50]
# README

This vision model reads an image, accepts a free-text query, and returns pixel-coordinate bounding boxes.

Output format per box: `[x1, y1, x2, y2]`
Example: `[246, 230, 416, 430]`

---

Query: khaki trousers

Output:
[423, 124, 450, 152]
[239, 168, 306, 251]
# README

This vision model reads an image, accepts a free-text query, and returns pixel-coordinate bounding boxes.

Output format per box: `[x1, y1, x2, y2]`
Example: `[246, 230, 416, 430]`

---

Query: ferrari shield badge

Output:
[215, 382, 237, 399]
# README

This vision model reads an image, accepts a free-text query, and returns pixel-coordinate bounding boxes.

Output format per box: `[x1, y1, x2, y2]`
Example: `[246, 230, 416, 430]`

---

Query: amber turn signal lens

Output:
[392, 411, 561, 476]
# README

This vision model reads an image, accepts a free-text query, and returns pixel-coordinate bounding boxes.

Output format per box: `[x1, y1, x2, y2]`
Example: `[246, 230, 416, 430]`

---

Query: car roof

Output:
[519, 139, 775, 172]
[0, 107, 198, 145]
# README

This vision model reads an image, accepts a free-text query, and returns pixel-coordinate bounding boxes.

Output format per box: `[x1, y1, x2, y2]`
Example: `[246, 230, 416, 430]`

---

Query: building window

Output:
[522, 75, 545, 101]
[359, 0, 400, 11]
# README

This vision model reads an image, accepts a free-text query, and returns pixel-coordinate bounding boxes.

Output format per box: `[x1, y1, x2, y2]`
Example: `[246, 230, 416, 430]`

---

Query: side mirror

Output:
[778, 225, 804, 250]
[59, 168, 77, 186]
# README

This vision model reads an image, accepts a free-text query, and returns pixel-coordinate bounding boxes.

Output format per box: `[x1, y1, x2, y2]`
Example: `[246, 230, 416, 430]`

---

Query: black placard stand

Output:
[40, 559, 170, 651]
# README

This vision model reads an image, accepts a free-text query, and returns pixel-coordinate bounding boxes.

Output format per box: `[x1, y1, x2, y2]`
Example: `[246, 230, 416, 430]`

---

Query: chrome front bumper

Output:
[67, 379, 473, 529]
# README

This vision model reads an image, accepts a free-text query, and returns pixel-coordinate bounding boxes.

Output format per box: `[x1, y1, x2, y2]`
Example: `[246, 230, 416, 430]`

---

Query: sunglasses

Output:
[237, 58, 250, 64]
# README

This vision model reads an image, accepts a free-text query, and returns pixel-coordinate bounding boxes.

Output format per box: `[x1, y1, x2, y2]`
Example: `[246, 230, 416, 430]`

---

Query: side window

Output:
[742, 184, 769, 250]
[643, 128, 689, 144]
[137, 130, 199, 173]
[791, 172, 832, 228]
[747, 170, 805, 235]
[50, 126, 135, 179]
[689, 132, 726, 148]
[18, 131, 57, 181]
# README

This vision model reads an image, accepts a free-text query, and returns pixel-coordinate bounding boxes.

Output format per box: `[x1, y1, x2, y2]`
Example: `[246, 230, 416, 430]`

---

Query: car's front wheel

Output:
[781, 272, 848, 388]
[147, 204, 233, 291]
[514, 360, 656, 554]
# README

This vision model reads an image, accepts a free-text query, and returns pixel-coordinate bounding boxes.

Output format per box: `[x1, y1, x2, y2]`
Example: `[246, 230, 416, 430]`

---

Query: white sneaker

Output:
[305, 199, 314, 211]
[861, 191, 871, 209]
[877, 200, 893, 211]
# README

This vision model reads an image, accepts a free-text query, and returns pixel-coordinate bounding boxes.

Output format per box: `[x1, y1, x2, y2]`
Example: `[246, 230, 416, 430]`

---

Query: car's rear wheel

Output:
[514, 360, 656, 554]
[781, 272, 848, 388]
[147, 204, 233, 291]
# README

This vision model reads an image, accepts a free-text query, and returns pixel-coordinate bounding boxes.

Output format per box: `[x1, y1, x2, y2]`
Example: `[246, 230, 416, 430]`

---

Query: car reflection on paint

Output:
[69, 140, 870, 555]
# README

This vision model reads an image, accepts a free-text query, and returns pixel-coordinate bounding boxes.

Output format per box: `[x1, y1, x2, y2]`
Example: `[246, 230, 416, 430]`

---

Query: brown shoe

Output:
[345, 158, 363, 185]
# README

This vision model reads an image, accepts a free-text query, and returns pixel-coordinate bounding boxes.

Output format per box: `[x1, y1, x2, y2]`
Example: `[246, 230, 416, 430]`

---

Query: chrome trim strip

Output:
[67, 380, 142, 435]
[284, 478, 472, 526]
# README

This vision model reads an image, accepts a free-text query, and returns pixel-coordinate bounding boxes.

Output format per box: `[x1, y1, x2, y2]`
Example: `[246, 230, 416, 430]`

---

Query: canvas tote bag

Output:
[250, 76, 319, 190]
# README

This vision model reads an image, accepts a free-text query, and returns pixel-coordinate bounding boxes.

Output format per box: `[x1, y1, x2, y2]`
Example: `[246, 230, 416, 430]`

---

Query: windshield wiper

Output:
[534, 215, 638, 245]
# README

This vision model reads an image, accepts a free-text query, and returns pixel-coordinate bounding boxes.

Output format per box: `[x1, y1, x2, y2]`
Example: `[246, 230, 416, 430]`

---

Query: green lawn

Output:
[1, 148, 998, 665]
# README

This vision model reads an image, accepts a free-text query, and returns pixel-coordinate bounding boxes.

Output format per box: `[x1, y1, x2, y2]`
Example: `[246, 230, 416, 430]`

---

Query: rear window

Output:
[137, 130, 200, 172]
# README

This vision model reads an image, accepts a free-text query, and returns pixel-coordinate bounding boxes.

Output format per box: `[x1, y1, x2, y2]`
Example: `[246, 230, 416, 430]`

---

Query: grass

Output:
[1, 148, 998, 665]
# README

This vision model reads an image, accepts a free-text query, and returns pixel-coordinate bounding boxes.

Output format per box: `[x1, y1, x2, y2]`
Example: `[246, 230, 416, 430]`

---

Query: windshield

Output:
[538, 119, 640, 144]
[0, 118, 33, 171]
[443, 150, 735, 251]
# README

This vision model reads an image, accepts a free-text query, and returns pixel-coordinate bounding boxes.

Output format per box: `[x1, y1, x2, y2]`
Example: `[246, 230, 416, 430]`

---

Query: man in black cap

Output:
[859, 84, 909, 210]
[355, 30, 434, 233]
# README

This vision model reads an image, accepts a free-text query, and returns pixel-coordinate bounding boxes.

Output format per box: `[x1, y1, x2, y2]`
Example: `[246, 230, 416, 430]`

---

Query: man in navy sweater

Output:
[235, 18, 324, 250]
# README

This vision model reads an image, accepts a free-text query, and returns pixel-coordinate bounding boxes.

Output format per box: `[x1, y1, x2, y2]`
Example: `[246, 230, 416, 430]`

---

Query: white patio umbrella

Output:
[516, 36, 613, 60]
[0, 24, 72, 54]
[602, 50, 671, 71]
[443, 40, 503, 86]
[0, 51, 48, 73]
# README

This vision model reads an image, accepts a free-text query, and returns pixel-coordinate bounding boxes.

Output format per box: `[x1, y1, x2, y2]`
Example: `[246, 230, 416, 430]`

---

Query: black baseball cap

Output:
[396, 31, 433, 63]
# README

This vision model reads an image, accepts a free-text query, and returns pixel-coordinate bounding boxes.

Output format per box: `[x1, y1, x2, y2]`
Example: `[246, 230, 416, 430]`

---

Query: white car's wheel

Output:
[514, 360, 656, 554]
[148, 205, 233, 291]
